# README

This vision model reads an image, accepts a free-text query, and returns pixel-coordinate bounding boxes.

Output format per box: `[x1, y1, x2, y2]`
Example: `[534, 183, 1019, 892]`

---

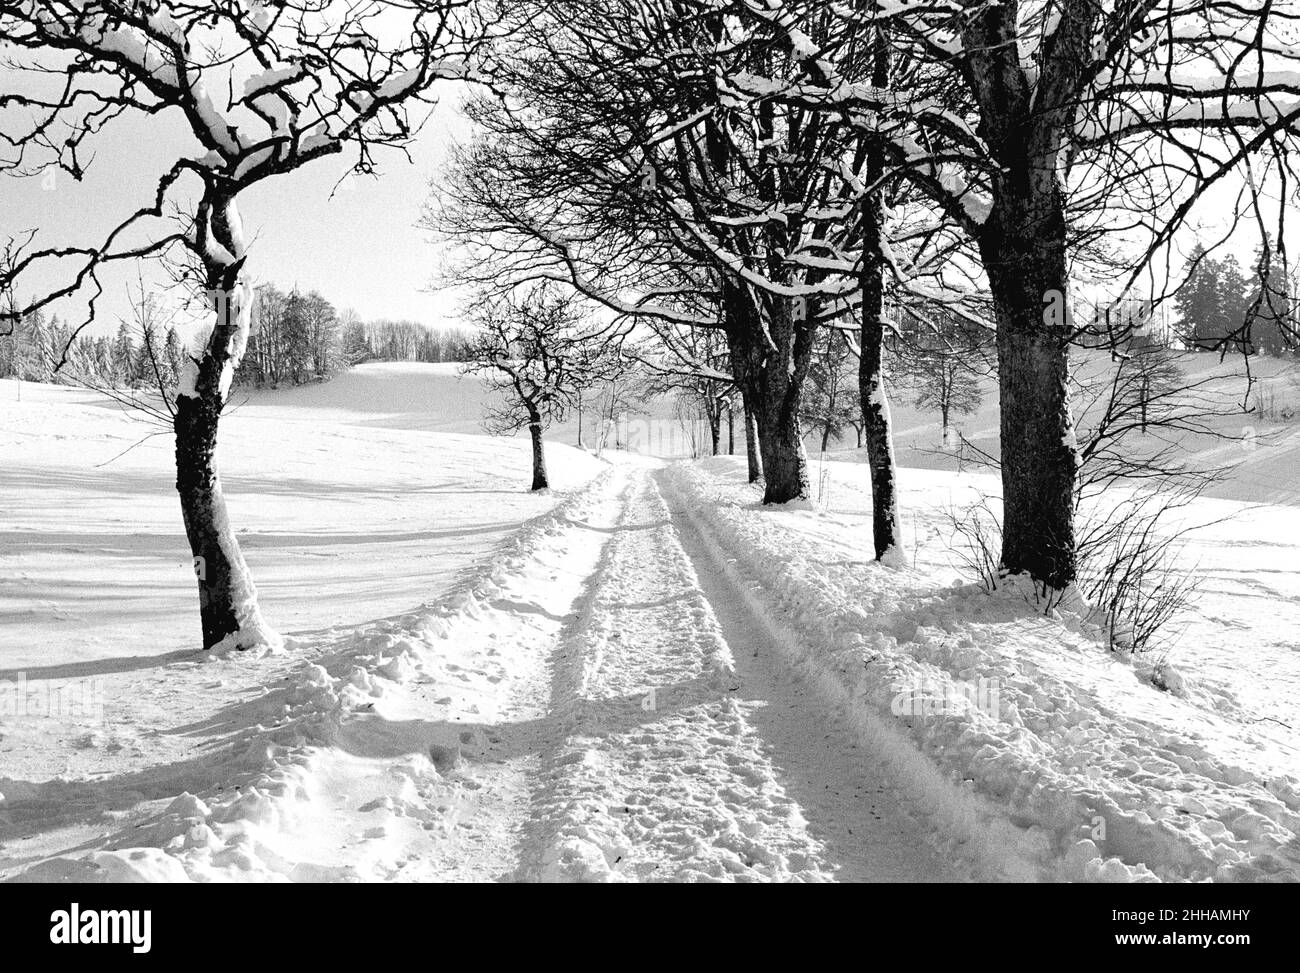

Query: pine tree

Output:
[26, 311, 52, 381]
[162, 327, 184, 387]
[133, 318, 161, 386]
[1177, 248, 1256, 352]
[1176, 245, 1217, 349]
[1214, 256, 1251, 353]
[112, 320, 136, 386]
[94, 335, 113, 383]
[1246, 245, 1294, 356]
[46, 316, 74, 383]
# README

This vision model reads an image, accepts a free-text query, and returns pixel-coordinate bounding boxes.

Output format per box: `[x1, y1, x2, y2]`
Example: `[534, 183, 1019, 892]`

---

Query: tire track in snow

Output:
[517, 466, 955, 881]
[518, 469, 823, 880]
[657, 469, 965, 882]
[370, 465, 637, 881]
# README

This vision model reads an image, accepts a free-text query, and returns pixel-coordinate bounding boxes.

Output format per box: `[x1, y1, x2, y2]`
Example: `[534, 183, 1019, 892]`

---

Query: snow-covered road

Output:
[341, 461, 962, 882]
[3, 458, 963, 882]
[512, 464, 958, 881]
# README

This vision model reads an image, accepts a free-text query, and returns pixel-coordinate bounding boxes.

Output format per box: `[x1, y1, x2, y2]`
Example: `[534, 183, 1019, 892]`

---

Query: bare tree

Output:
[725, 0, 1300, 591]
[639, 323, 736, 458]
[803, 329, 858, 454]
[464, 287, 621, 491]
[0, 0, 482, 649]
[899, 309, 991, 448]
[425, 1, 963, 518]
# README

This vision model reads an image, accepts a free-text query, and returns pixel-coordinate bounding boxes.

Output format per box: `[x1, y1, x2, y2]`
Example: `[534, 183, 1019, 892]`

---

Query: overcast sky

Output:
[1, 93, 475, 337]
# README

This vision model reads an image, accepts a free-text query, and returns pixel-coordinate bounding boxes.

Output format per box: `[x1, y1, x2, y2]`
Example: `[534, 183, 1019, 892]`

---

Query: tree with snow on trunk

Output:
[0, 0, 485, 649]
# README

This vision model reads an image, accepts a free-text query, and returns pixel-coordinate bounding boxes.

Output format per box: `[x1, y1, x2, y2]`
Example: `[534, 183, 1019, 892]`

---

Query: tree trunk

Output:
[722, 284, 764, 486]
[174, 192, 275, 650]
[980, 203, 1078, 590]
[964, 4, 1082, 591]
[727, 402, 735, 455]
[859, 300, 903, 563]
[529, 417, 549, 491]
[858, 34, 904, 563]
[725, 286, 812, 504]
[742, 391, 761, 483]
[752, 349, 811, 503]
[820, 425, 831, 454]
[709, 407, 721, 456]
[175, 395, 258, 649]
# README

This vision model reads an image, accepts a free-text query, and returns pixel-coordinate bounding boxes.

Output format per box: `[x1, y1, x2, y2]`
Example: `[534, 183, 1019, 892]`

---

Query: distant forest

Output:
[0, 282, 473, 391]
[1176, 246, 1298, 355]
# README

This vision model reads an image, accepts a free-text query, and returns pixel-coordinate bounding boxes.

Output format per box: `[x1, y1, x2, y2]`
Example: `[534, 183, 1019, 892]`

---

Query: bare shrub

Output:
[945, 497, 1002, 593]
[947, 488, 1205, 662]
[1075, 492, 1203, 656]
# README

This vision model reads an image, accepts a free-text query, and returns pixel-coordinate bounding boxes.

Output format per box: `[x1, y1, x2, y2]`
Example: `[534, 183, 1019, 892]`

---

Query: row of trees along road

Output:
[427, 0, 1300, 588]
[5, 1, 1300, 649]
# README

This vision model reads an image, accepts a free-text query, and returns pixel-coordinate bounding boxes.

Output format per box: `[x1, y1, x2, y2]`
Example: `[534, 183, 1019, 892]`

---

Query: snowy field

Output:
[1, 362, 1298, 882]
[833, 350, 1300, 507]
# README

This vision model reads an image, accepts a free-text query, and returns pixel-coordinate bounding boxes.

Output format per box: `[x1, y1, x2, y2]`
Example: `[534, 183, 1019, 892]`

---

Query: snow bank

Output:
[10, 464, 617, 882]
[666, 461, 1300, 882]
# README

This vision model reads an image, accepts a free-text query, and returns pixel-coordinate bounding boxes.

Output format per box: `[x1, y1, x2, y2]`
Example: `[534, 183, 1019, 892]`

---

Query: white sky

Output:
[0, 79, 1289, 345]
[0, 93, 475, 337]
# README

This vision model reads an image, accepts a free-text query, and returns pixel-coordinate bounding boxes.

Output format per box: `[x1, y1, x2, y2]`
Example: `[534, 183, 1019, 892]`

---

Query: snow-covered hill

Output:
[832, 350, 1300, 506]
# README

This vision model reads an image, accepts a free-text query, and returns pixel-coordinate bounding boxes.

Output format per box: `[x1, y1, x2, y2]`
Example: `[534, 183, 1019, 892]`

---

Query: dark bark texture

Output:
[742, 392, 761, 482]
[859, 296, 902, 561]
[724, 282, 812, 503]
[529, 418, 549, 491]
[174, 392, 242, 648]
[857, 28, 903, 562]
[964, 5, 1089, 589]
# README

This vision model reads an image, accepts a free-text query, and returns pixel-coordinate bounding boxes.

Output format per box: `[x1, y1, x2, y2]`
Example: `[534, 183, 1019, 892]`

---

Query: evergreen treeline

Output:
[0, 310, 184, 387]
[1178, 245, 1297, 355]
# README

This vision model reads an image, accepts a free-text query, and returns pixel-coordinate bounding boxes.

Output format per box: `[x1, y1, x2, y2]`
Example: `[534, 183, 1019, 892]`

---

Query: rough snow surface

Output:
[519, 469, 957, 881]
[1, 368, 958, 882]
[5, 362, 1299, 882]
[669, 458, 1300, 882]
